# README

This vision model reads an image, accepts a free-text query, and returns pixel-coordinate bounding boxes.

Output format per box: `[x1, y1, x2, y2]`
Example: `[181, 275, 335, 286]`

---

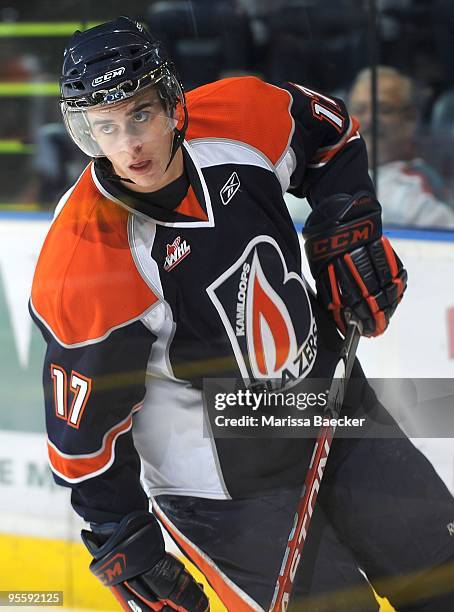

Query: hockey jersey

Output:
[30, 77, 374, 523]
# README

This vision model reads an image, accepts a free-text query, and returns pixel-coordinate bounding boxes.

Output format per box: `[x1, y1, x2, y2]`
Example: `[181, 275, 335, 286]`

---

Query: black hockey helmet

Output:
[60, 16, 187, 164]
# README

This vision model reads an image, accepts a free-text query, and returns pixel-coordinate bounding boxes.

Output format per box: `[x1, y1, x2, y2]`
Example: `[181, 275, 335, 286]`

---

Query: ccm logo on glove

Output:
[93, 552, 127, 585]
[308, 219, 375, 260]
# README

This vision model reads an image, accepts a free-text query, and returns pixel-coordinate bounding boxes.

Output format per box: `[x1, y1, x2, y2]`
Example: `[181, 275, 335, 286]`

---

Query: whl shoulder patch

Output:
[164, 236, 191, 272]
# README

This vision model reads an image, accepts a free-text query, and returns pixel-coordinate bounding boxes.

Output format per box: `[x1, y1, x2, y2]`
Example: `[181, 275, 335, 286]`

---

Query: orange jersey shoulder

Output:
[185, 77, 293, 164]
[31, 165, 158, 346]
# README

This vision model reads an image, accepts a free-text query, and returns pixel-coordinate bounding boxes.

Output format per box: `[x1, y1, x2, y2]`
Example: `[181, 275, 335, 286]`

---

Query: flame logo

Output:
[206, 236, 317, 384]
[247, 251, 297, 378]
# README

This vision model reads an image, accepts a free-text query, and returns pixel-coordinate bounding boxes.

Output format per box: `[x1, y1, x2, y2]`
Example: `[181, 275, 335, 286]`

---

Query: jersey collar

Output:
[92, 141, 214, 228]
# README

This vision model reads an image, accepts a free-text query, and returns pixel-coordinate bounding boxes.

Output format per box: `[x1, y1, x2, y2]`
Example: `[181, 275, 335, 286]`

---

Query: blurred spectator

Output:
[348, 66, 454, 229]
[146, 1, 252, 90]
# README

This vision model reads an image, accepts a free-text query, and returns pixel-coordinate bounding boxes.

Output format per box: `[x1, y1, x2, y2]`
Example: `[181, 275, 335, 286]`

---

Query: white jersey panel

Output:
[276, 148, 297, 194]
[133, 376, 230, 499]
[189, 138, 275, 172]
[129, 214, 178, 379]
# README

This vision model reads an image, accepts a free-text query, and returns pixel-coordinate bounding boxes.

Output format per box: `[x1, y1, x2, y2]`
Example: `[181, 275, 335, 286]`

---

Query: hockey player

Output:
[30, 17, 454, 611]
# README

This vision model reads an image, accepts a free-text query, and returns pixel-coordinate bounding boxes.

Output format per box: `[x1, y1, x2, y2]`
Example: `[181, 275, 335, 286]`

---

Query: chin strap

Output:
[165, 104, 188, 172]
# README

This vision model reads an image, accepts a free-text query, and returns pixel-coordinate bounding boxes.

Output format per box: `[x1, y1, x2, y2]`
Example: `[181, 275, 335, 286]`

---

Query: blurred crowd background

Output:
[2, 0, 454, 230]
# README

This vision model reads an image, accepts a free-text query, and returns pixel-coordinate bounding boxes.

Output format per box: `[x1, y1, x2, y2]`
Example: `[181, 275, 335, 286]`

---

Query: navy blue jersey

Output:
[30, 77, 374, 523]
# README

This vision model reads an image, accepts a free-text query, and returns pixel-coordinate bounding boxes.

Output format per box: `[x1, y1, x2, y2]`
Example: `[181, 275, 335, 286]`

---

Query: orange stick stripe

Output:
[154, 504, 257, 612]
[47, 416, 132, 481]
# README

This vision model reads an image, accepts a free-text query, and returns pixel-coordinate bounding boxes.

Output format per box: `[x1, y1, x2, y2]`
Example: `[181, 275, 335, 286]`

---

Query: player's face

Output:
[349, 76, 415, 166]
[87, 87, 183, 192]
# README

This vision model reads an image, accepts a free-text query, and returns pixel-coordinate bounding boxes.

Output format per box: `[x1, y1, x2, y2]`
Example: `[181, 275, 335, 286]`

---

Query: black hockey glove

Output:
[81, 511, 209, 612]
[303, 192, 407, 337]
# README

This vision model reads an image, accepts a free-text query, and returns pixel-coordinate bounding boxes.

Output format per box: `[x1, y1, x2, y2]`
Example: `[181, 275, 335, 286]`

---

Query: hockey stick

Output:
[270, 313, 362, 612]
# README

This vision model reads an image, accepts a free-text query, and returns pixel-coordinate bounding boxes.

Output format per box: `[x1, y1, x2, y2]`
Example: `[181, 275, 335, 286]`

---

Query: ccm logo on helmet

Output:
[308, 219, 374, 260]
[92, 67, 126, 87]
[93, 553, 127, 586]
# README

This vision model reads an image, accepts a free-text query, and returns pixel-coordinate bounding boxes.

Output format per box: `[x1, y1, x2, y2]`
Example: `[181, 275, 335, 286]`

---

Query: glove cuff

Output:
[81, 511, 165, 587]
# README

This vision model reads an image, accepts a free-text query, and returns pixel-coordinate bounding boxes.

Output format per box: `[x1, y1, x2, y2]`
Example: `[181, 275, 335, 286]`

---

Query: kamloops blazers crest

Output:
[207, 236, 317, 388]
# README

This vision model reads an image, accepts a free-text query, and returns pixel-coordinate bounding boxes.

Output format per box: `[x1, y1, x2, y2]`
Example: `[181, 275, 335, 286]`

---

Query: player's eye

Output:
[99, 124, 116, 135]
[132, 110, 150, 123]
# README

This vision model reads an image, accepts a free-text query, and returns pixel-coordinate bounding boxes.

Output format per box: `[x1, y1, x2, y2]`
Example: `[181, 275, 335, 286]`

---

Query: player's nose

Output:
[119, 127, 143, 154]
